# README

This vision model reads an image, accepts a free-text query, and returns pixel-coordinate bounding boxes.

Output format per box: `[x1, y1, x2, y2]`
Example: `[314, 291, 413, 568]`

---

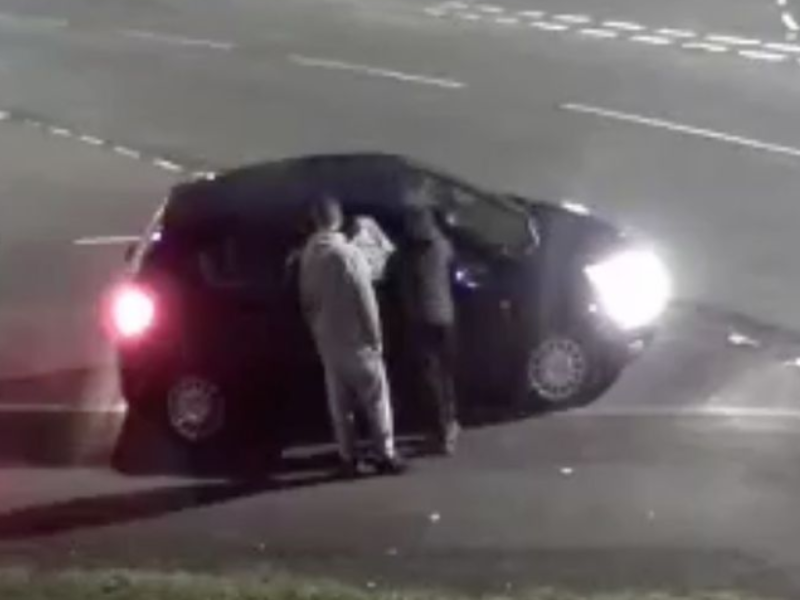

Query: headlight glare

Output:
[585, 248, 672, 330]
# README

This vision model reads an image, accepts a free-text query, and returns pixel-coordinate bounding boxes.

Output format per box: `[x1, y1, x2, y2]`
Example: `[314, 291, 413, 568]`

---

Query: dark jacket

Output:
[393, 234, 455, 327]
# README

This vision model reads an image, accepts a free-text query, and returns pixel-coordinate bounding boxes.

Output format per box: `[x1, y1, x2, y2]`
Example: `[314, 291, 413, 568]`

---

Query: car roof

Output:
[164, 153, 488, 230]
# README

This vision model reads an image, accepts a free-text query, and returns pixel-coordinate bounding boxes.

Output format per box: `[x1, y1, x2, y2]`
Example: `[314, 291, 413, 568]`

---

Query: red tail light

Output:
[110, 283, 156, 340]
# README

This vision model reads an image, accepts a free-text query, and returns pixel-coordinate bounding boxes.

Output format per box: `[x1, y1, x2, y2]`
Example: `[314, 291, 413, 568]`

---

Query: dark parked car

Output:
[107, 153, 671, 454]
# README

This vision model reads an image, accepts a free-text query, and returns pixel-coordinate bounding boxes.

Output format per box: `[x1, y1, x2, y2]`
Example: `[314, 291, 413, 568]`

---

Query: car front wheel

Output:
[526, 330, 617, 409]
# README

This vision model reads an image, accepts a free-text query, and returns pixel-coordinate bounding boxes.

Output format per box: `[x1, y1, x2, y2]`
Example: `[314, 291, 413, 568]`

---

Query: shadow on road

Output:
[0, 477, 333, 541]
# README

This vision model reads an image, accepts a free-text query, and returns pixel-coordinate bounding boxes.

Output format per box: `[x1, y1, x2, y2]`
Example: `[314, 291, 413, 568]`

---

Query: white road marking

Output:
[656, 28, 696, 38]
[74, 235, 140, 246]
[0, 12, 67, 29]
[682, 41, 730, 53]
[530, 21, 569, 31]
[578, 28, 618, 39]
[603, 20, 645, 31]
[553, 14, 591, 24]
[424, 7, 446, 16]
[705, 33, 761, 46]
[582, 405, 800, 420]
[520, 10, 544, 18]
[738, 48, 788, 62]
[121, 29, 235, 51]
[495, 16, 520, 25]
[630, 34, 672, 45]
[113, 146, 141, 160]
[79, 135, 104, 146]
[562, 102, 800, 160]
[782, 11, 800, 31]
[728, 331, 760, 347]
[50, 127, 71, 137]
[153, 158, 184, 172]
[778, 0, 788, 6]
[0, 111, 9, 121]
[288, 54, 465, 89]
[476, 4, 503, 13]
[0, 403, 126, 414]
[457, 12, 482, 21]
[764, 41, 800, 53]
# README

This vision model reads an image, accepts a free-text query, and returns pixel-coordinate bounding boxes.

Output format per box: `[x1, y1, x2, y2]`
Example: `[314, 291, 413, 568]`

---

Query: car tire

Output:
[125, 370, 284, 474]
[523, 328, 618, 410]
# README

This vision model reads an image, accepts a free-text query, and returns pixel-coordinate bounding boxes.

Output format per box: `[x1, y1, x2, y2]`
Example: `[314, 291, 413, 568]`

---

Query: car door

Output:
[186, 219, 320, 398]
[434, 182, 534, 404]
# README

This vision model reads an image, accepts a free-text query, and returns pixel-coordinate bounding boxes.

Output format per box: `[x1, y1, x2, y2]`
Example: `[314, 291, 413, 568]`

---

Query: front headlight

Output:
[584, 248, 672, 330]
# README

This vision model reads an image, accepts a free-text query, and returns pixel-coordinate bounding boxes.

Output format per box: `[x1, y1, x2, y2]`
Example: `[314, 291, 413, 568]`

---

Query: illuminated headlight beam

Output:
[585, 248, 672, 330]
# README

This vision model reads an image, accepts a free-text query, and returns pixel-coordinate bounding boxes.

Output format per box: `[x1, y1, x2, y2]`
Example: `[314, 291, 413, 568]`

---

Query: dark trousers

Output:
[410, 323, 459, 439]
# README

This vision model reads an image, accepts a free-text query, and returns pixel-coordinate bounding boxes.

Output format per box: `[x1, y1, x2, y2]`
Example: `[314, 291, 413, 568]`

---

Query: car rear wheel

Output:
[166, 375, 227, 445]
[121, 368, 285, 476]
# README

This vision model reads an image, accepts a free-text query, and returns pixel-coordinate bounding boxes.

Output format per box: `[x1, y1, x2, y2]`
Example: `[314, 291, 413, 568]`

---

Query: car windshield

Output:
[2, 0, 798, 599]
[440, 183, 534, 256]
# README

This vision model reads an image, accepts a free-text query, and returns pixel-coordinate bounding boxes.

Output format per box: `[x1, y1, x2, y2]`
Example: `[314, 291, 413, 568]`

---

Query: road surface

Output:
[1, 0, 800, 597]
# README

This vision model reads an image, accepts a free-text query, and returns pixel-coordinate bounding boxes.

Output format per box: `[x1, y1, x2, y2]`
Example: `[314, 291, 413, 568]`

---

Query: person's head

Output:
[309, 195, 343, 232]
[405, 207, 439, 243]
[342, 215, 360, 240]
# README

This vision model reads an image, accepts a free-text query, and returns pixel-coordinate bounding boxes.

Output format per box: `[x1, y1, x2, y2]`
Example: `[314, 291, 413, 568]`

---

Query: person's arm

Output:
[343, 246, 383, 351]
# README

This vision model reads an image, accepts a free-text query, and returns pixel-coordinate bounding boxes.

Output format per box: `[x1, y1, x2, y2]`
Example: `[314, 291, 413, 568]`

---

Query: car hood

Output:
[507, 195, 631, 269]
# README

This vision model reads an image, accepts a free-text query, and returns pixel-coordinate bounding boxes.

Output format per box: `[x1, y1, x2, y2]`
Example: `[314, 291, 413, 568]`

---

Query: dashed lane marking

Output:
[630, 34, 672, 45]
[495, 16, 520, 25]
[656, 28, 696, 38]
[562, 102, 800, 160]
[764, 41, 800, 52]
[682, 41, 730, 53]
[120, 29, 235, 51]
[74, 235, 141, 246]
[704, 34, 761, 46]
[152, 158, 184, 173]
[113, 146, 141, 160]
[427, 3, 800, 66]
[737, 48, 788, 62]
[79, 135, 104, 146]
[0, 110, 195, 180]
[288, 54, 465, 89]
[603, 20, 645, 31]
[553, 14, 591, 24]
[578, 28, 619, 39]
[530, 21, 569, 31]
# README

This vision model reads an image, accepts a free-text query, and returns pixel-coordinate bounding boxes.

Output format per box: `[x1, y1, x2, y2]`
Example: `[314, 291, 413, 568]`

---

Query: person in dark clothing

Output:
[393, 202, 460, 455]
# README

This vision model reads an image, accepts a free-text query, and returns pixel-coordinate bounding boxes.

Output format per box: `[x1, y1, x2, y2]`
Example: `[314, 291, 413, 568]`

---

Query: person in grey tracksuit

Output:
[299, 196, 405, 476]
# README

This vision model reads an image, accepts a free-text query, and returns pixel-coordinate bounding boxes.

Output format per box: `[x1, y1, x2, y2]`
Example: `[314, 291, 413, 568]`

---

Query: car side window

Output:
[441, 184, 533, 255]
[197, 233, 287, 292]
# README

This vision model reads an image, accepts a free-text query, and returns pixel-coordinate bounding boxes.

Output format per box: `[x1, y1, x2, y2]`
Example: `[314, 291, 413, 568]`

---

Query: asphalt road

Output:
[3, 0, 800, 596]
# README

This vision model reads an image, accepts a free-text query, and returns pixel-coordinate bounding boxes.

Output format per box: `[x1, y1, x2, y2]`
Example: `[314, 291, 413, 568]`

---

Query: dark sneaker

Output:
[337, 458, 367, 479]
[434, 422, 460, 456]
[371, 454, 408, 476]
